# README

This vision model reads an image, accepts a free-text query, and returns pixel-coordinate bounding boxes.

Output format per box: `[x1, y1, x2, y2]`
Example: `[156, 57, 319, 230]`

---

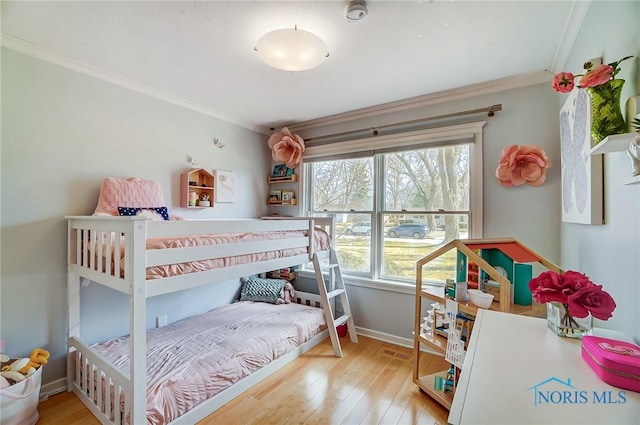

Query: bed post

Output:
[67, 219, 80, 392]
[308, 219, 315, 260]
[129, 218, 148, 425]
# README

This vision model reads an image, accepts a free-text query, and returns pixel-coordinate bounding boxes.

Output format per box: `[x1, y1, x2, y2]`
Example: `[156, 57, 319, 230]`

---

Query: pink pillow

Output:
[93, 177, 167, 216]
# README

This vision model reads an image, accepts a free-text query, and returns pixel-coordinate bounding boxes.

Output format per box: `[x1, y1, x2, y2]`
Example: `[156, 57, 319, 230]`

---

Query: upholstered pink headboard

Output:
[93, 177, 167, 216]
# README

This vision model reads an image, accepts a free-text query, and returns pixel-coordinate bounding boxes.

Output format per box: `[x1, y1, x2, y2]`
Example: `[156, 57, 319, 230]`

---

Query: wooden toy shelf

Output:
[413, 238, 560, 411]
[180, 168, 214, 208]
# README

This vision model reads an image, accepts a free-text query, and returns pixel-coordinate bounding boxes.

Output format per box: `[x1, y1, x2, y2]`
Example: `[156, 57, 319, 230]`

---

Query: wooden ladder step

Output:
[321, 263, 340, 272]
[333, 314, 350, 327]
[326, 288, 345, 299]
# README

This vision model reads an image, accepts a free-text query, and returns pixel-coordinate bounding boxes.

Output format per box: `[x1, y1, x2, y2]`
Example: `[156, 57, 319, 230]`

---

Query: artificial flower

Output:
[552, 72, 575, 93]
[529, 270, 616, 320]
[267, 127, 305, 168]
[551, 56, 632, 93]
[495, 144, 552, 187]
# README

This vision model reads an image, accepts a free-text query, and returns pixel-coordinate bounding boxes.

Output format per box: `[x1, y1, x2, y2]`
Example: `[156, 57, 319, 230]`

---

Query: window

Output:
[303, 123, 484, 288]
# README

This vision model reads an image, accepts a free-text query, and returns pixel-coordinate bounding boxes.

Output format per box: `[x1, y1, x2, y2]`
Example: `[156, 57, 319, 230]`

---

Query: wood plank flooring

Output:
[37, 335, 450, 425]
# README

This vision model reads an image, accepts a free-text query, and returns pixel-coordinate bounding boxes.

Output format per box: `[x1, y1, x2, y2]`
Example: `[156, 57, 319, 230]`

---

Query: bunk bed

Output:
[66, 213, 337, 425]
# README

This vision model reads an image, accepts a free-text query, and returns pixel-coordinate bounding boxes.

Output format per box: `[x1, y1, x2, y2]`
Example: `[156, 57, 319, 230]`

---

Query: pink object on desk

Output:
[581, 335, 640, 392]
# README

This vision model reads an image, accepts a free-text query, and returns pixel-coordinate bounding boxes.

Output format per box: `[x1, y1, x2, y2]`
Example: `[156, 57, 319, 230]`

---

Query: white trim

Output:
[471, 132, 484, 238]
[288, 72, 550, 132]
[0, 33, 270, 135]
[304, 121, 486, 160]
[549, 1, 592, 73]
[354, 326, 442, 356]
[39, 377, 68, 401]
[355, 326, 413, 348]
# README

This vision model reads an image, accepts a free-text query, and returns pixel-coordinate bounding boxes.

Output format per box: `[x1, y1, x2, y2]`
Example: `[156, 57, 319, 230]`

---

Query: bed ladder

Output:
[312, 248, 358, 357]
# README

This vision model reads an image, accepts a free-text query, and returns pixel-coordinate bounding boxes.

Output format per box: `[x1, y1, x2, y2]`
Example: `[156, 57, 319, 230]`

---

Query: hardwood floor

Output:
[37, 336, 450, 425]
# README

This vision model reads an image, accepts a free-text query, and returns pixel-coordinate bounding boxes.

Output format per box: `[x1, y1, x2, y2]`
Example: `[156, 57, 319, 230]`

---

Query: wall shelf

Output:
[180, 168, 214, 208]
[268, 174, 297, 184]
[625, 176, 640, 185]
[589, 132, 637, 155]
[588, 133, 640, 184]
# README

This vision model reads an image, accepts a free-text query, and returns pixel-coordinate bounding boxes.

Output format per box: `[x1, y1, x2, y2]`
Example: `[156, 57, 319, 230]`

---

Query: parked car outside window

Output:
[387, 223, 429, 239]
[345, 222, 371, 235]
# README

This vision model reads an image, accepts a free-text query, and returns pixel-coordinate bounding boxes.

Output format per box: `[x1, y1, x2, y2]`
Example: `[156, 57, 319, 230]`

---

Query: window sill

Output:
[296, 269, 443, 295]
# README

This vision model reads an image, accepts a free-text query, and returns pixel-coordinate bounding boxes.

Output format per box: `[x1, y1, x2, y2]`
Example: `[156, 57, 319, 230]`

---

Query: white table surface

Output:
[448, 309, 640, 425]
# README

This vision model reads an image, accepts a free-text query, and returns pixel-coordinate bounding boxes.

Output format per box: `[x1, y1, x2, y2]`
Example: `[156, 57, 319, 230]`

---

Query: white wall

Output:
[559, 1, 640, 343]
[0, 48, 271, 384]
[296, 82, 563, 341]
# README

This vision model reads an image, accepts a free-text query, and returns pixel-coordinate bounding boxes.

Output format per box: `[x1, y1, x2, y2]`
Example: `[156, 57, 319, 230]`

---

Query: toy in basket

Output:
[0, 343, 50, 425]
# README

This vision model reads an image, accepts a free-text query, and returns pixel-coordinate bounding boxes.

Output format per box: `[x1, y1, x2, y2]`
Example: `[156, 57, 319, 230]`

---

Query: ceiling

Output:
[1, 1, 585, 133]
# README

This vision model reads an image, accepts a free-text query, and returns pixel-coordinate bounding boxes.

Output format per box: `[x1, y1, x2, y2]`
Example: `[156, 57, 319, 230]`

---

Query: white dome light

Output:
[255, 27, 329, 72]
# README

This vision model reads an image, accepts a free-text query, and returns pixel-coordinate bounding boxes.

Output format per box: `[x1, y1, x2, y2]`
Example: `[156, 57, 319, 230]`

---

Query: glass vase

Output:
[546, 302, 593, 339]
[587, 79, 626, 146]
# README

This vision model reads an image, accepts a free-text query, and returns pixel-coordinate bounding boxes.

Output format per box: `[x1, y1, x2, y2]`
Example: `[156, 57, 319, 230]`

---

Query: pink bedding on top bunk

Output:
[91, 301, 326, 425]
[145, 228, 331, 279]
[90, 228, 331, 280]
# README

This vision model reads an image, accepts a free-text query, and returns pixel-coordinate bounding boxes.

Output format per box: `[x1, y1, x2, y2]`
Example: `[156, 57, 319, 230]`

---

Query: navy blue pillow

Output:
[117, 206, 169, 221]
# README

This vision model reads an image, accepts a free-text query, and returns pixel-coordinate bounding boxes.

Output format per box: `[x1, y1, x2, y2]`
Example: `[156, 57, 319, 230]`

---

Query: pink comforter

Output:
[145, 229, 330, 279]
[92, 228, 331, 280]
[92, 301, 326, 425]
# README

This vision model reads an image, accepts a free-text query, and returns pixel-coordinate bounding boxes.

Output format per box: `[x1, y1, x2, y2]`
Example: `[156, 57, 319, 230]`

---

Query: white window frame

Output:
[301, 121, 486, 293]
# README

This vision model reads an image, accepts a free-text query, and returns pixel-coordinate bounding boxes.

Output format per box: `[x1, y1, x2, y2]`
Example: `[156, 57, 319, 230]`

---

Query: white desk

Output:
[449, 309, 640, 425]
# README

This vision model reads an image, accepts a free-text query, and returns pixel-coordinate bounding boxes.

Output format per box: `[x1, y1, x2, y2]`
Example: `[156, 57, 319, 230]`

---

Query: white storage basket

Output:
[0, 366, 42, 425]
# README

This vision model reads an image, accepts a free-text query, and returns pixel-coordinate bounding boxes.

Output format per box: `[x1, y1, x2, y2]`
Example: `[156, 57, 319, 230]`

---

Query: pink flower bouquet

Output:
[267, 127, 305, 169]
[551, 56, 632, 93]
[495, 144, 551, 187]
[528, 270, 616, 320]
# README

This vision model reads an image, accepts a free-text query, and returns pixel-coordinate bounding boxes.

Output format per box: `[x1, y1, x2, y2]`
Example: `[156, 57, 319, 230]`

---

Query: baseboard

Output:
[354, 326, 442, 356]
[40, 377, 67, 400]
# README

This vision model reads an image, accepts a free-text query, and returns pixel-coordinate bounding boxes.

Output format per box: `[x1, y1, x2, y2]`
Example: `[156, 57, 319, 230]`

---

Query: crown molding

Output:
[549, 1, 592, 73]
[0, 33, 271, 135]
[287, 71, 553, 133]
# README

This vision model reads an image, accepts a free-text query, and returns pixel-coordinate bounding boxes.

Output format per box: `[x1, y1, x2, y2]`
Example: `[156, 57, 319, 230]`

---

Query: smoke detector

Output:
[346, 1, 368, 21]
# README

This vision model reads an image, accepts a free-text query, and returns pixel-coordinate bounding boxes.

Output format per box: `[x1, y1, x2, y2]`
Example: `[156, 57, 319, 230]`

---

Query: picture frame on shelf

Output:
[281, 190, 294, 204]
[269, 190, 282, 203]
[272, 164, 288, 177]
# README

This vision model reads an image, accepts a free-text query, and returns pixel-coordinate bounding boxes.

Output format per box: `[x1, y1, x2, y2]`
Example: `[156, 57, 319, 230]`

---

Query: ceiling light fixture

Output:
[254, 26, 329, 72]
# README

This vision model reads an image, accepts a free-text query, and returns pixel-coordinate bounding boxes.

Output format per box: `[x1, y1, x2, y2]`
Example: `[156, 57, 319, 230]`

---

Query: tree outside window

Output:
[306, 142, 473, 285]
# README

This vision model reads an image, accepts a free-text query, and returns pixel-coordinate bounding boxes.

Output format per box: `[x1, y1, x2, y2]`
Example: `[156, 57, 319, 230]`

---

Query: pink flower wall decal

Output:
[267, 127, 305, 169]
[495, 144, 552, 187]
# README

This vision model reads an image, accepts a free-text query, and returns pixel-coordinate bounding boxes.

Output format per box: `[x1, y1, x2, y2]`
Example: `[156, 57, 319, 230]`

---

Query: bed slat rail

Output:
[146, 236, 310, 267]
[145, 218, 310, 238]
[146, 253, 312, 297]
[68, 336, 131, 425]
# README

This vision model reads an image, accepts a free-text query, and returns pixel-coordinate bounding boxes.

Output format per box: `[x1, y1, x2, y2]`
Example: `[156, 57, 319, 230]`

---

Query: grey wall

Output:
[558, 1, 640, 342]
[0, 48, 271, 384]
[296, 82, 562, 341]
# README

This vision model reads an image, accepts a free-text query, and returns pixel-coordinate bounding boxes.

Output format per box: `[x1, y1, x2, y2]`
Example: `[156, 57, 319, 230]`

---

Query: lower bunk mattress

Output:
[90, 301, 327, 425]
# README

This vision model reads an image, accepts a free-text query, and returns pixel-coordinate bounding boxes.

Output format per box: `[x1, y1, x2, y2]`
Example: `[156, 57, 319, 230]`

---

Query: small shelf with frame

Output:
[268, 174, 297, 184]
[180, 168, 214, 208]
[268, 165, 298, 207]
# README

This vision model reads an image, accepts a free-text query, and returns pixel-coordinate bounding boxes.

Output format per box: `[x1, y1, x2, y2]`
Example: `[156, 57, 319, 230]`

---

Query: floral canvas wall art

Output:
[559, 88, 604, 224]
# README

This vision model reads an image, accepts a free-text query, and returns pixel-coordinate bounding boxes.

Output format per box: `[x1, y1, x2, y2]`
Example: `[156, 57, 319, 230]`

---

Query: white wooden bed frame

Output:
[66, 216, 335, 425]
